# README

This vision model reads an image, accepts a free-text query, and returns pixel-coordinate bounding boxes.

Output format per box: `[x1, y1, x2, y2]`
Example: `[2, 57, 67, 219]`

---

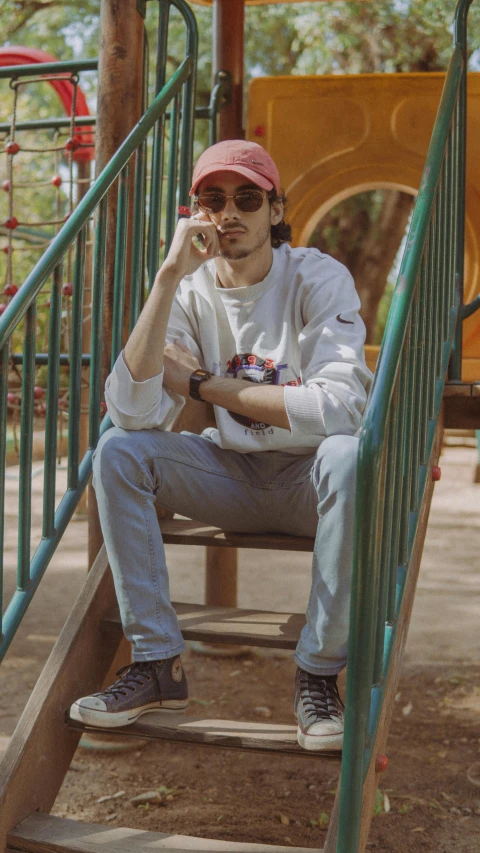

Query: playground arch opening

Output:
[304, 182, 416, 347]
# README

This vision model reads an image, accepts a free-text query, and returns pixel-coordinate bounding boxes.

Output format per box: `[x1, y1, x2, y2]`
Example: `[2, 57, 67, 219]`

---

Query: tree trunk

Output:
[353, 191, 414, 342]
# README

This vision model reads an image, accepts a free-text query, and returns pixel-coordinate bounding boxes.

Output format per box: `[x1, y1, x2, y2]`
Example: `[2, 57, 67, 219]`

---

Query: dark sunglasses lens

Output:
[235, 191, 264, 212]
[197, 193, 225, 213]
[197, 191, 265, 214]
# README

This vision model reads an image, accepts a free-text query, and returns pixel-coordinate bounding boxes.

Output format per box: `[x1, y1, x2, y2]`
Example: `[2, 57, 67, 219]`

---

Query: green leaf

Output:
[373, 789, 385, 816]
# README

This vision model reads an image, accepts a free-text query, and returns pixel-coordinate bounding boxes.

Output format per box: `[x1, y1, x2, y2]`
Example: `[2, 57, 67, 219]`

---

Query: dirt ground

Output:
[1, 441, 480, 851]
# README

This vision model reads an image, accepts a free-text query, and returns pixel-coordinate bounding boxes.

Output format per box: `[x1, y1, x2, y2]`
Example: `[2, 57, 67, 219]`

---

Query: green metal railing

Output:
[0, 0, 198, 662]
[337, 2, 476, 850]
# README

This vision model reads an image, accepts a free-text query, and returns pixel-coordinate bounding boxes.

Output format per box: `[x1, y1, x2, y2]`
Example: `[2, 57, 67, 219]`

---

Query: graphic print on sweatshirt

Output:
[226, 352, 300, 432]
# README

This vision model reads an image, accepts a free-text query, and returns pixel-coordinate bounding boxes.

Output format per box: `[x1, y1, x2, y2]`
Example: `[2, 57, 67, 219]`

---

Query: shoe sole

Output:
[296, 726, 343, 751]
[69, 698, 188, 729]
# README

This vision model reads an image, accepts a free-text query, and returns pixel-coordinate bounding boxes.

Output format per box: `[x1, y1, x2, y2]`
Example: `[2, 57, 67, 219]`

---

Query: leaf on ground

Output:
[402, 701, 413, 716]
[156, 786, 179, 797]
[411, 827, 425, 832]
[441, 792, 456, 803]
[428, 799, 446, 812]
[311, 812, 329, 828]
[467, 762, 480, 788]
[279, 813, 290, 825]
[373, 789, 385, 816]
[96, 791, 126, 804]
[383, 793, 391, 813]
[254, 706, 272, 718]
[190, 697, 210, 706]
[131, 791, 163, 806]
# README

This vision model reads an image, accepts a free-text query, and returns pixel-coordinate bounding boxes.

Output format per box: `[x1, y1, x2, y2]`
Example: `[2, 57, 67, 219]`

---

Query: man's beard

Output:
[219, 221, 271, 260]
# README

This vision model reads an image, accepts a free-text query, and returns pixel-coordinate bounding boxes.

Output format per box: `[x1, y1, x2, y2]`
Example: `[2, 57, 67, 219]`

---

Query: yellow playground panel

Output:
[247, 73, 480, 380]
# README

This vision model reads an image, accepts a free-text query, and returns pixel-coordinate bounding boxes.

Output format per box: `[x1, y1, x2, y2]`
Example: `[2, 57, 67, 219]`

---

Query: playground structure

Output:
[0, 48, 95, 292]
[0, 1, 479, 852]
[247, 71, 480, 380]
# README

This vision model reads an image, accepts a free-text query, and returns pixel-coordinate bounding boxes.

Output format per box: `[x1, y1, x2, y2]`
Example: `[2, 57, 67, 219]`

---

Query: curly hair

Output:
[268, 189, 292, 248]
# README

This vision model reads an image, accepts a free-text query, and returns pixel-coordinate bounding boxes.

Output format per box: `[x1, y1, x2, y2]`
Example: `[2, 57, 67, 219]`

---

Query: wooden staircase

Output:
[7, 812, 317, 853]
[0, 526, 342, 853]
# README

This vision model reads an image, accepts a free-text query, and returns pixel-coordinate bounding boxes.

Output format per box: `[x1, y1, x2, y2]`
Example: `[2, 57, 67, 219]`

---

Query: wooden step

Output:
[102, 602, 306, 650]
[68, 710, 341, 760]
[158, 517, 314, 551]
[443, 382, 480, 428]
[7, 813, 319, 852]
[443, 381, 480, 396]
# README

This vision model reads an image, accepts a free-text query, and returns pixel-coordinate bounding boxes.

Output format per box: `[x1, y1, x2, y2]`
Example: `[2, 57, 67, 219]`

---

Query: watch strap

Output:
[189, 369, 213, 401]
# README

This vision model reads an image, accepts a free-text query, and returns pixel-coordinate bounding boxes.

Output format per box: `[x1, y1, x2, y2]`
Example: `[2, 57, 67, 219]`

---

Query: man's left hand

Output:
[163, 340, 201, 396]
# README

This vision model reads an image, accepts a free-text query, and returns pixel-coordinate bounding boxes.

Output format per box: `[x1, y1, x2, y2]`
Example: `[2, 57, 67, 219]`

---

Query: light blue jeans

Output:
[92, 428, 358, 676]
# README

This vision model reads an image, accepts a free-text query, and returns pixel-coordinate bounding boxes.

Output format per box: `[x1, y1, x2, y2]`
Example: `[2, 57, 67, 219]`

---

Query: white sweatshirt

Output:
[105, 243, 373, 455]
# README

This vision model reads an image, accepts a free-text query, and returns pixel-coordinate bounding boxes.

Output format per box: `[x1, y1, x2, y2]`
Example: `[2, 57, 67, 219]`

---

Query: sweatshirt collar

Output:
[204, 245, 283, 304]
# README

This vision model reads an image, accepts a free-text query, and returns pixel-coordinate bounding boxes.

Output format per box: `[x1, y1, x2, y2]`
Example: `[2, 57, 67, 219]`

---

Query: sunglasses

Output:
[194, 189, 267, 215]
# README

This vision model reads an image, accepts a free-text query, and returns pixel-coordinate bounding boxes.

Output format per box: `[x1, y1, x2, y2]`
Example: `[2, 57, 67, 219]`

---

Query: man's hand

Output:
[163, 212, 220, 279]
[163, 340, 201, 397]
[123, 214, 218, 383]
[163, 341, 290, 429]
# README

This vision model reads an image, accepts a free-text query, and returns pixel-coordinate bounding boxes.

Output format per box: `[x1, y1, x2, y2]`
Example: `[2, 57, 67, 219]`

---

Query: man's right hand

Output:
[163, 211, 220, 279]
[124, 214, 218, 382]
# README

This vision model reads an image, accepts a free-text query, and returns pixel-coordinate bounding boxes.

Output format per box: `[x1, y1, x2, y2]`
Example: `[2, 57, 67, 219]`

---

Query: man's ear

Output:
[270, 199, 284, 225]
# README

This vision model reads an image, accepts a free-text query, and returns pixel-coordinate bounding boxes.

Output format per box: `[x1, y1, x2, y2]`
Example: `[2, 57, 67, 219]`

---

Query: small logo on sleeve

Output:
[336, 313, 354, 325]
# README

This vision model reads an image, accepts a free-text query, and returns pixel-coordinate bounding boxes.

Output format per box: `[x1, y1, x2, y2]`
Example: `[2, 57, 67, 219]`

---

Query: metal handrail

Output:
[337, 1, 474, 850]
[0, 0, 198, 662]
[0, 59, 98, 79]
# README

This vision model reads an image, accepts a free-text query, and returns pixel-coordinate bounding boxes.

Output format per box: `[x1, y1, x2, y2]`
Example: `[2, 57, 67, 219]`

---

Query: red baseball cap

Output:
[190, 140, 280, 196]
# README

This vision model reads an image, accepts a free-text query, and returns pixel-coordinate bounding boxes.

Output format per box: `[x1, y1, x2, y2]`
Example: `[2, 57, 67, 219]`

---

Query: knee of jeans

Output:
[92, 426, 145, 489]
[312, 435, 359, 495]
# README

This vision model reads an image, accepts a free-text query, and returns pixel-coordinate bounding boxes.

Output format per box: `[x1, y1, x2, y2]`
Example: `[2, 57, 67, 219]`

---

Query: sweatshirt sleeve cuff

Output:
[106, 351, 164, 415]
[284, 384, 326, 437]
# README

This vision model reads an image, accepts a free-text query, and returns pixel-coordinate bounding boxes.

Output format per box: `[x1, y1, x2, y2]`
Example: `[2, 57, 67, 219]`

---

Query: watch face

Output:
[196, 370, 209, 378]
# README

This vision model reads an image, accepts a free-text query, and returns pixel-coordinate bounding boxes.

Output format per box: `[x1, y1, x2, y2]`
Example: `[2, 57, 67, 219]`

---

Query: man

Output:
[70, 140, 372, 751]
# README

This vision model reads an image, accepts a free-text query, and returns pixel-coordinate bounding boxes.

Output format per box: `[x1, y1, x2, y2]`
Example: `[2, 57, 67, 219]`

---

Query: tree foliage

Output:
[245, 1, 480, 77]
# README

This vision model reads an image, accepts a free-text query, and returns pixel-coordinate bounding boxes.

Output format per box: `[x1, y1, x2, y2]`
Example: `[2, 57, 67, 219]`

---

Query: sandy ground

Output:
[1, 442, 479, 850]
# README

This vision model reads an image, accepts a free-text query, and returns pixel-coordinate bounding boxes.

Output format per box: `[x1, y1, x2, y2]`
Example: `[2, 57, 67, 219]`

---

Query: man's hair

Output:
[268, 189, 292, 248]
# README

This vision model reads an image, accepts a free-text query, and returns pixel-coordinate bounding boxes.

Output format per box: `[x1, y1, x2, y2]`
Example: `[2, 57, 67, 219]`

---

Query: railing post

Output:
[75, 160, 92, 518]
[212, 0, 244, 141]
[89, 0, 145, 565]
[90, 0, 145, 684]
[449, 0, 473, 379]
[198, 0, 246, 616]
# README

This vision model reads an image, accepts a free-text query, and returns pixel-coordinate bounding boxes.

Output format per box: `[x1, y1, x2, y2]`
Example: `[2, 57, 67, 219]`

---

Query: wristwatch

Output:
[189, 368, 213, 401]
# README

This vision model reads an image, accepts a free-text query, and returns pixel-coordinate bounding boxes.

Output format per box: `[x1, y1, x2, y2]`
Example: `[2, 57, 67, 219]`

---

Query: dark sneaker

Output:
[69, 656, 188, 729]
[294, 667, 344, 751]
